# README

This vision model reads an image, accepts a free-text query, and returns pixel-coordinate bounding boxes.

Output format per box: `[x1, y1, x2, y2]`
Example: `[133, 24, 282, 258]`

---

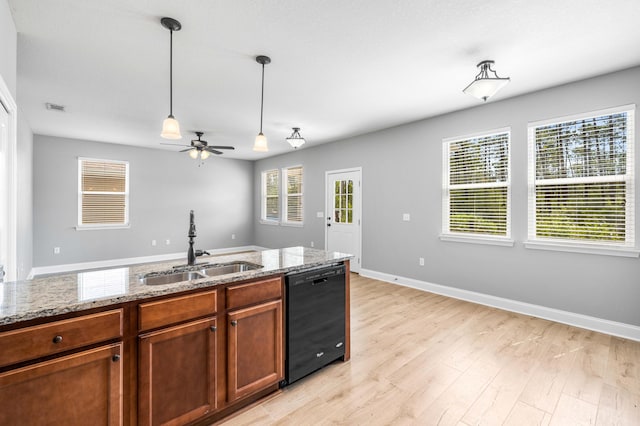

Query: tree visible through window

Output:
[260, 166, 303, 225]
[528, 107, 635, 246]
[443, 129, 510, 237]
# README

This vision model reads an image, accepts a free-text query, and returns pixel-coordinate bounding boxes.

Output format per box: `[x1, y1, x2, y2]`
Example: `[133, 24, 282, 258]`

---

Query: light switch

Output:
[402, 213, 410, 221]
[316, 211, 324, 218]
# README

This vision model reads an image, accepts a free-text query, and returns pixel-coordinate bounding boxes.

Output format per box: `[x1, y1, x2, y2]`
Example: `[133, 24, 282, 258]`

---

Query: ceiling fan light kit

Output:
[463, 60, 510, 102]
[286, 127, 305, 149]
[160, 17, 182, 139]
[253, 55, 271, 152]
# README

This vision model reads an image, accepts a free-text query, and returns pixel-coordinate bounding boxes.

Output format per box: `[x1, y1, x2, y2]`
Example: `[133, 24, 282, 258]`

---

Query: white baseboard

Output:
[28, 246, 265, 279]
[359, 268, 640, 342]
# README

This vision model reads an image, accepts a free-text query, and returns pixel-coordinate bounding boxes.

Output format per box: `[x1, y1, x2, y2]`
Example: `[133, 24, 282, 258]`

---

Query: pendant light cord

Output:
[169, 29, 173, 117]
[259, 62, 265, 133]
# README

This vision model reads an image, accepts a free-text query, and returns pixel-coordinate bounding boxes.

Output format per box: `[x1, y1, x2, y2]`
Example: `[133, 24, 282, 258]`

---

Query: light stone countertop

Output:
[0, 247, 353, 326]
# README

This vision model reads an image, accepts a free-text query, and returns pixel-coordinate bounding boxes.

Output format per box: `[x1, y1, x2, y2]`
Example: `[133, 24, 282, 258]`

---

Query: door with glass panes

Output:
[325, 169, 361, 272]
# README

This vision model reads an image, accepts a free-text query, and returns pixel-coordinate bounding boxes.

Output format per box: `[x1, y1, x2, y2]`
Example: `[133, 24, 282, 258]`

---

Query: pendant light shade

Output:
[286, 127, 306, 149]
[253, 55, 271, 152]
[463, 60, 510, 102]
[160, 17, 182, 139]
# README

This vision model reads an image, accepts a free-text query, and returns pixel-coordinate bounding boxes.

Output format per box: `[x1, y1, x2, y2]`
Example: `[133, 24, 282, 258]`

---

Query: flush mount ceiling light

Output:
[286, 127, 306, 149]
[160, 17, 182, 139]
[463, 60, 510, 102]
[253, 55, 271, 152]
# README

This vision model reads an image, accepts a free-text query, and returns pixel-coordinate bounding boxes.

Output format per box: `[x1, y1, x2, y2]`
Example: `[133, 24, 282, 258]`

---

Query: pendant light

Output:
[286, 127, 306, 149]
[253, 55, 271, 152]
[160, 17, 182, 139]
[463, 60, 510, 102]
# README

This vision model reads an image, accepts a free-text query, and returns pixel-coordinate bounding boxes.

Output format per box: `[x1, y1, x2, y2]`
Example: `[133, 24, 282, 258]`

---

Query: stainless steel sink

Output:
[198, 261, 263, 276]
[139, 261, 263, 285]
[139, 270, 206, 285]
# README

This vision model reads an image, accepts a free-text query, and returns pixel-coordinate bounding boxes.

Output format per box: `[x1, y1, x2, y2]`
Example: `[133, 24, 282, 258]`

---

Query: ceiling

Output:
[8, 0, 640, 160]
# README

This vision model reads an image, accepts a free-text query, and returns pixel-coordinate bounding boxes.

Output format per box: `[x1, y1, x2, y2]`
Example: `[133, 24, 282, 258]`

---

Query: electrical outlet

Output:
[231, 234, 236, 240]
[310, 241, 314, 247]
[151, 240, 157, 246]
[165, 239, 170, 245]
[403, 213, 411, 221]
[316, 211, 324, 218]
[419, 257, 425, 266]
[53, 247, 60, 254]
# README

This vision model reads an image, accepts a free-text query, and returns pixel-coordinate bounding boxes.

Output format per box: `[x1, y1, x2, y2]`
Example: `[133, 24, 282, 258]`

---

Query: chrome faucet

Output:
[187, 210, 209, 266]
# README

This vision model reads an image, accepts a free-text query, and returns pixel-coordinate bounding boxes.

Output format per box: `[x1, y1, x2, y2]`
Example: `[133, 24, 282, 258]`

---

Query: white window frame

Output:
[77, 157, 130, 230]
[259, 165, 304, 226]
[525, 105, 638, 257]
[441, 127, 513, 246]
[260, 169, 280, 225]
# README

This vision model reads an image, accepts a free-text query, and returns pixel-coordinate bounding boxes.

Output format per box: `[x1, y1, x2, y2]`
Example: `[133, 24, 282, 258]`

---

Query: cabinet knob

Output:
[112, 354, 121, 362]
[230, 320, 237, 326]
[210, 325, 217, 332]
[52, 335, 63, 344]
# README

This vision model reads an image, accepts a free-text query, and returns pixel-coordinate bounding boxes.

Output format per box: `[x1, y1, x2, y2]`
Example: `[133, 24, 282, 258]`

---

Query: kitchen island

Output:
[0, 247, 352, 425]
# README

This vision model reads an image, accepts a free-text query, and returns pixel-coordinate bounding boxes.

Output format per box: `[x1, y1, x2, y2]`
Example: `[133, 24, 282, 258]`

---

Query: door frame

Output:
[0, 75, 17, 282]
[324, 167, 362, 273]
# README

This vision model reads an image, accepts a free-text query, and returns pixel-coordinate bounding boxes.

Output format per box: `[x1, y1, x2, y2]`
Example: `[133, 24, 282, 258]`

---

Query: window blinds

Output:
[264, 169, 279, 221]
[285, 166, 303, 223]
[79, 159, 128, 226]
[528, 106, 634, 245]
[444, 130, 510, 237]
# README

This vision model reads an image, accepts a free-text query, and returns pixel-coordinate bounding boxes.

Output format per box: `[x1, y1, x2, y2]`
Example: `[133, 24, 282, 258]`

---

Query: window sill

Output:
[259, 220, 280, 226]
[439, 234, 514, 247]
[281, 222, 304, 228]
[524, 240, 639, 258]
[76, 224, 130, 231]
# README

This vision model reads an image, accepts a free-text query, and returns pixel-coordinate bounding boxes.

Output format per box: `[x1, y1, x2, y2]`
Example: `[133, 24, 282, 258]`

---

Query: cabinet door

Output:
[0, 343, 123, 426]
[138, 317, 217, 426]
[227, 300, 283, 401]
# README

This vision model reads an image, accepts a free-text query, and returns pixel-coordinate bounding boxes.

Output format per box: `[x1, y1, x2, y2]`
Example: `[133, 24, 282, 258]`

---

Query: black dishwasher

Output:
[284, 264, 346, 385]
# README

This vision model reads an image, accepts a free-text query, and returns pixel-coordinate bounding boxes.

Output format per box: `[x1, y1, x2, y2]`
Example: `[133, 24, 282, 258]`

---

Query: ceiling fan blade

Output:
[179, 148, 194, 152]
[208, 146, 235, 150]
[205, 148, 224, 155]
[160, 142, 190, 147]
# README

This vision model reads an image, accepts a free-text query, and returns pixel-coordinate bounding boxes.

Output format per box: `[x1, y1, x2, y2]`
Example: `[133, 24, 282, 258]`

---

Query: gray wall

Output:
[16, 114, 33, 278]
[33, 135, 254, 266]
[255, 66, 640, 327]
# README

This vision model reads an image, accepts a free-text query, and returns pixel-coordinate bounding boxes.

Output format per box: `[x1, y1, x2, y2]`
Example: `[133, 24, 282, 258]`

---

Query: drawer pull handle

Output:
[52, 335, 63, 344]
[112, 354, 121, 362]
[210, 325, 217, 332]
[230, 320, 238, 326]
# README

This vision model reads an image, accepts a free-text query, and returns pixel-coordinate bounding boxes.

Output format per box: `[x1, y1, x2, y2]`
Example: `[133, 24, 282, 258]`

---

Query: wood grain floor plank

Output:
[215, 274, 640, 426]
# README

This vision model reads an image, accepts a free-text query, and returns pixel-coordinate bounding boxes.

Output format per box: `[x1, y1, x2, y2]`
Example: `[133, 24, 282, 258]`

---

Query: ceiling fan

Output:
[161, 131, 235, 159]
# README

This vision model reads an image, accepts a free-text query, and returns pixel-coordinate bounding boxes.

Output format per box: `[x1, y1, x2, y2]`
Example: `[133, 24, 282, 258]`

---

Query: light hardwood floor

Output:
[218, 273, 640, 425]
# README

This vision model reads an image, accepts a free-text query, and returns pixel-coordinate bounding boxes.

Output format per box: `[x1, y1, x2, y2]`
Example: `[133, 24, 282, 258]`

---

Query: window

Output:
[527, 105, 635, 251]
[78, 158, 129, 229]
[333, 179, 354, 224]
[261, 169, 279, 222]
[442, 129, 511, 241]
[260, 166, 303, 225]
[284, 166, 303, 224]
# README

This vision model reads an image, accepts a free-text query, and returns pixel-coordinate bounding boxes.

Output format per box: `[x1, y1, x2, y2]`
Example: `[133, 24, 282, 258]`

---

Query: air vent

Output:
[45, 103, 65, 112]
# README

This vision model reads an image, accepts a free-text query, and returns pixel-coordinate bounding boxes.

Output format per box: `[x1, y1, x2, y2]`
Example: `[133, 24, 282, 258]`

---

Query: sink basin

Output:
[198, 261, 263, 276]
[139, 261, 263, 285]
[139, 271, 206, 286]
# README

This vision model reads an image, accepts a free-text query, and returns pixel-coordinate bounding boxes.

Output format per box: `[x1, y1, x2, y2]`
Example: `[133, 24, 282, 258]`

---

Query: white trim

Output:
[439, 234, 515, 247]
[29, 245, 264, 278]
[325, 167, 362, 273]
[259, 219, 279, 226]
[359, 268, 640, 342]
[0, 74, 17, 282]
[524, 240, 639, 257]
[442, 126, 511, 144]
[528, 104, 636, 128]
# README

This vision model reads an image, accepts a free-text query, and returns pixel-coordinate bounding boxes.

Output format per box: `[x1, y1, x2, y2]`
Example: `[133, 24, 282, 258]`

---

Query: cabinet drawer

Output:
[139, 290, 217, 332]
[0, 309, 123, 368]
[226, 277, 282, 310]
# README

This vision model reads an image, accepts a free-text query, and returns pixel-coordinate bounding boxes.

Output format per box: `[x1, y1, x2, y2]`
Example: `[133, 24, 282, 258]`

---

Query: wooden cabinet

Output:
[226, 278, 283, 402]
[138, 318, 217, 426]
[138, 289, 218, 426]
[0, 343, 123, 426]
